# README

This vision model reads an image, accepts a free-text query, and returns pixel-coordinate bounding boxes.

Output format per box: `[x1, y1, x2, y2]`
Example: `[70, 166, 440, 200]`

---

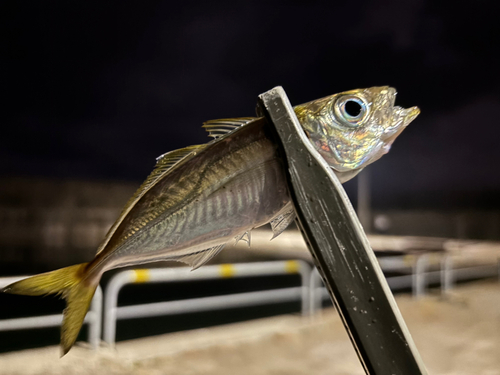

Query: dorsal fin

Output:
[202, 117, 256, 139]
[95, 144, 205, 255]
[155, 144, 203, 169]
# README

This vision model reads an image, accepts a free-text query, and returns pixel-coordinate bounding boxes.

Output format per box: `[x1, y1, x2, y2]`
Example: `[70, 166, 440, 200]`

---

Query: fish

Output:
[1, 86, 419, 355]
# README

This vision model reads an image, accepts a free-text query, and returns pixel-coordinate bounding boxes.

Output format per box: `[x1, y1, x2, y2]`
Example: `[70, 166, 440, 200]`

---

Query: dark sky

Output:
[1, 1, 499, 209]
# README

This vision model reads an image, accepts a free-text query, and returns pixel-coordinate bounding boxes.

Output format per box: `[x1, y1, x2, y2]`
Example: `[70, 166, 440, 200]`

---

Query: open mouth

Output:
[382, 105, 420, 142]
[402, 106, 420, 125]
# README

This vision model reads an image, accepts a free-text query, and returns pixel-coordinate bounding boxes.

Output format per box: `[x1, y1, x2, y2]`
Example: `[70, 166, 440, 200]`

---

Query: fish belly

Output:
[105, 157, 289, 269]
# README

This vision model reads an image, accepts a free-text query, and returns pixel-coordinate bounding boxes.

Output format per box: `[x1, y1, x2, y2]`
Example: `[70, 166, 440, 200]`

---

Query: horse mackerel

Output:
[1, 86, 419, 355]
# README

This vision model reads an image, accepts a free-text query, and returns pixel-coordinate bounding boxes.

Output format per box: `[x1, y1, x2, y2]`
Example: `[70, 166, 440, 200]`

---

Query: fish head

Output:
[294, 86, 419, 182]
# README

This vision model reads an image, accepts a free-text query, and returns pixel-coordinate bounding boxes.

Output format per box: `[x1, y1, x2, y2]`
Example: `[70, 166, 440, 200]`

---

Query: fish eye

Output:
[334, 95, 369, 126]
[345, 100, 362, 117]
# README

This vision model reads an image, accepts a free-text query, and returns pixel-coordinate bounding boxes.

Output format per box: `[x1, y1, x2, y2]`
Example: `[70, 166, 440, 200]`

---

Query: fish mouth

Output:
[379, 105, 420, 157]
[402, 106, 420, 126]
[382, 105, 420, 142]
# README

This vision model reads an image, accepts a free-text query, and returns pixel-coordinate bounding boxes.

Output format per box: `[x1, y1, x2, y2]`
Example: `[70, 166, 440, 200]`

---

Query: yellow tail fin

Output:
[1, 263, 97, 356]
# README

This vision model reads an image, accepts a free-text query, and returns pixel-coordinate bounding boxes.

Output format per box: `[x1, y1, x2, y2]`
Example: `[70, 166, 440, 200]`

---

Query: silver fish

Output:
[1, 86, 419, 355]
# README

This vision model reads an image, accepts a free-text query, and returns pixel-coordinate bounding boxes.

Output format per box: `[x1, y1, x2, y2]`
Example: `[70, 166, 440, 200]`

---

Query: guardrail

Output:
[103, 260, 311, 346]
[1, 255, 498, 351]
[0, 276, 102, 349]
[310, 255, 499, 311]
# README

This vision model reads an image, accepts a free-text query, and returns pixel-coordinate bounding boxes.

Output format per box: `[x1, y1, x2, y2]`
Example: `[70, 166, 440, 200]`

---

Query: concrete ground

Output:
[1, 280, 499, 375]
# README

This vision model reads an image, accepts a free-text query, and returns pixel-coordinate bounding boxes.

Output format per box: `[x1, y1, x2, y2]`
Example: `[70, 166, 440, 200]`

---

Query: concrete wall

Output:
[0, 178, 136, 273]
[1, 177, 499, 274]
[372, 210, 500, 240]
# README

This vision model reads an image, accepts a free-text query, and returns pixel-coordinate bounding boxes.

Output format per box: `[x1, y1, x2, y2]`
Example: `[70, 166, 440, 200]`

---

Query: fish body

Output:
[1, 86, 419, 355]
[90, 117, 289, 276]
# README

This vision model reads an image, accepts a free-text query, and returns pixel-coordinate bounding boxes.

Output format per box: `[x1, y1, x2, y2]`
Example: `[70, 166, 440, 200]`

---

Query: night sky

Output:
[1, 1, 499, 209]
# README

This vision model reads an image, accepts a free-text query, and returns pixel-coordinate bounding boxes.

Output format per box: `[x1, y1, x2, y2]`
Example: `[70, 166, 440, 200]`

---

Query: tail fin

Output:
[1, 263, 97, 356]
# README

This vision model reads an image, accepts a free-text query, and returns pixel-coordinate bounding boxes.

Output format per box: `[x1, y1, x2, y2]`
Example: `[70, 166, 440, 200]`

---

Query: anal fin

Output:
[174, 244, 226, 270]
[234, 231, 251, 247]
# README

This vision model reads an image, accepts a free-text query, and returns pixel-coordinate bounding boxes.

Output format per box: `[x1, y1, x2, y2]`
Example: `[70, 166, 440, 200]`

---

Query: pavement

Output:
[1, 280, 499, 375]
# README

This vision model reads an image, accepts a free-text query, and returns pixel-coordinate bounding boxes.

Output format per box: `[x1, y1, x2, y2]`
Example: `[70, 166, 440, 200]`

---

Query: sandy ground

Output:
[1, 280, 499, 375]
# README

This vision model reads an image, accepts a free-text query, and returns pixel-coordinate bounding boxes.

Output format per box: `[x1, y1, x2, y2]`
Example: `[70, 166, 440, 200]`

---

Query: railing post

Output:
[497, 258, 500, 283]
[440, 255, 453, 294]
[413, 254, 428, 298]
[297, 261, 312, 316]
[88, 286, 103, 349]
[309, 269, 323, 316]
[103, 271, 134, 346]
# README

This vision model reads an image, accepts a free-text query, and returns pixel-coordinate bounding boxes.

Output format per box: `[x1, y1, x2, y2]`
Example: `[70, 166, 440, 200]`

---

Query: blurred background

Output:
[0, 1, 499, 374]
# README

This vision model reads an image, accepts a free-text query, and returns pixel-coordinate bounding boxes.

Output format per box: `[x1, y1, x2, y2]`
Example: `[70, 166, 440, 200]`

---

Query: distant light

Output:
[374, 214, 391, 231]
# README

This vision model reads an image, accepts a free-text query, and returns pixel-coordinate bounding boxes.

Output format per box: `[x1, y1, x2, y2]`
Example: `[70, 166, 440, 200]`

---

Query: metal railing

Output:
[1, 255, 498, 351]
[0, 276, 102, 349]
[310, 254, 500, 311]
[103, 260, 311, 346]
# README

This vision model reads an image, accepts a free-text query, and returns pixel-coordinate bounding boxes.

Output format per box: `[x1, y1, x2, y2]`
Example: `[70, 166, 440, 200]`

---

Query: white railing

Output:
[0, 276, 102, 349]
[103, 260, 311, 346]
[310, 254, 499, 311]
[1, 255, 498, 351]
